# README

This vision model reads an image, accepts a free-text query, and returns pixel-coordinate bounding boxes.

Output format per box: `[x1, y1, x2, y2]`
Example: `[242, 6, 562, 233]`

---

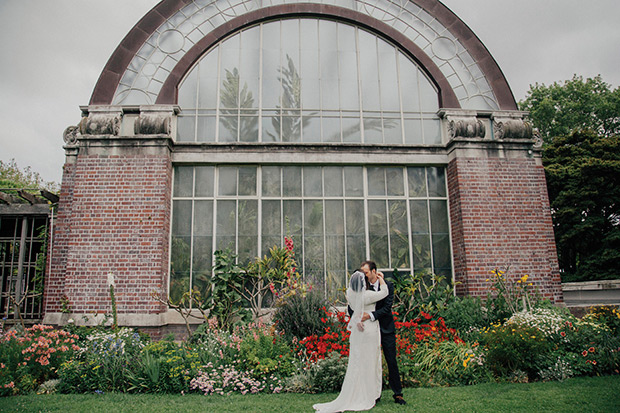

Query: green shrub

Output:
[480, 323, 553, 380]
[440, 296, 490, 336]
[397, 341, 490, 387]
[238, 326, 297, 379]
[272, 289, 331, 341]
[286, 352, 347, 393]
[582, 305, 620, 335]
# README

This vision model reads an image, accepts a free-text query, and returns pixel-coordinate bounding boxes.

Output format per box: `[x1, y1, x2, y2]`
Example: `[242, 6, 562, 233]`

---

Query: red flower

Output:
[589, 347, 595, 353]
[582, 350, 588, 356]
[560, 331, 566, 337]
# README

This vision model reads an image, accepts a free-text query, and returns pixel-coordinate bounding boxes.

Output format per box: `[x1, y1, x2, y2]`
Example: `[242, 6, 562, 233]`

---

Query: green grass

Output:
[1, 376, 619, 412]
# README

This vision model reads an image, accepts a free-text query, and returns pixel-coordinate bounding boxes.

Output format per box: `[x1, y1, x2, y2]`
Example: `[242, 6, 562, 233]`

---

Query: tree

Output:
[543, 129, 619, 281]
[520, 75, 620, 144]
[0, 158, 57, 192]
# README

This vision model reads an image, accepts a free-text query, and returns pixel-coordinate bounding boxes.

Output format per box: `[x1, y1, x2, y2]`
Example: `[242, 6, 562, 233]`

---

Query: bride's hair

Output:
[350, 271, 367, 291]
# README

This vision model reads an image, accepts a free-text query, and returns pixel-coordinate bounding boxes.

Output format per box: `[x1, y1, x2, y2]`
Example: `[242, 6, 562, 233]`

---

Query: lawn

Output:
[2, 375, 618, 412]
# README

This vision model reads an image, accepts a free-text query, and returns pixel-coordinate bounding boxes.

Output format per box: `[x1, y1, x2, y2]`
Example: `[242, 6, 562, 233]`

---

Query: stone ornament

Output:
[448, 118, 486, 139]
[79, 113, 121, 136]
[493, 119, 533, 140]
[134, 113, 172, 135]
[63, 125, 79, 144]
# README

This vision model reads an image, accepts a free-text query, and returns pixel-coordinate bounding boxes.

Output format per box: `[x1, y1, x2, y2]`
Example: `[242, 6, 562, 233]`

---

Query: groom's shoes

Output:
[394, 395, 407, 405]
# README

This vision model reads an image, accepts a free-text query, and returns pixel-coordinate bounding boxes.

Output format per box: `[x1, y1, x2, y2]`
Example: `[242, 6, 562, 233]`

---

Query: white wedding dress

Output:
[313, 273, 388, 413]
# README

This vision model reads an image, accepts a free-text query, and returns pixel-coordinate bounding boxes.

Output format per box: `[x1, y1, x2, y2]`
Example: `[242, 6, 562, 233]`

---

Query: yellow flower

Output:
[520, 274, 529, 283]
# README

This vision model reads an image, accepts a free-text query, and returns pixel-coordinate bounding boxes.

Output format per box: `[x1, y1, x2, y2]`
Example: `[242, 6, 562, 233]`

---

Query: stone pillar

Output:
[443, 110, 562, 303]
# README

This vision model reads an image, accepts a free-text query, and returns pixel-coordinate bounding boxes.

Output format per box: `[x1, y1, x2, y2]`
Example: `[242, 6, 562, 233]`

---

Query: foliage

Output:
[0, 158, 57, 192]
[479, 323, 553, 381]
[286, 352, 347, 394]
[242, 237, 311, 319]
[520, 75, 620, 143]
[582, 305, 620, 335]
[542, 129, 620, 281]
[439, 295, 490, 337]
[190, 361, 285, 395]
[237, 324, 297, 379]
[210, 249, 252, 330]
[57, 328, 145, 393]
[485, 267, 540, 321]
[392, 269, 456, 321]
[189, 317, 243, 365]
[297, 308, 350, 363]
[0, 325, 80, 395]
[396, 341, 489, 387]
[272, 288, 331, 342]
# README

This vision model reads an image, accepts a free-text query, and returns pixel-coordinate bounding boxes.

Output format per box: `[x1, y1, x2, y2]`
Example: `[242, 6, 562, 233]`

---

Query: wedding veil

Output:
[347, 271, 367, 331]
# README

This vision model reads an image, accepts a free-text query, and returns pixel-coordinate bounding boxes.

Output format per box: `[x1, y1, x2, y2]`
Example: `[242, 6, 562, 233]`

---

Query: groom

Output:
[351, 260, 406, 405]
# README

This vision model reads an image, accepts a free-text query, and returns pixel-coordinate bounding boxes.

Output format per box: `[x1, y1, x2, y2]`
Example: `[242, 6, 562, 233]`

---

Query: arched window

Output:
[177, 19, 441, 145]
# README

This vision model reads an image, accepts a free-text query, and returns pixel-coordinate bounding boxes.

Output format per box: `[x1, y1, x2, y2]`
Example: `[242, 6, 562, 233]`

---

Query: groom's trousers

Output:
[381, 332, 403, 397]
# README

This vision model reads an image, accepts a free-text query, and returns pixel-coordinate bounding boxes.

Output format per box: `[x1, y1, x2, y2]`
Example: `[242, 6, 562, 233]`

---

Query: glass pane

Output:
[197, 115, 216, 142]
[281, 115, 302, 142]
[344, 167, 363, 197]
[324, 166, 343, 197]
[427, 167, 447, 197]
[262, 111, 279, 142]
[419, 74, 439, 112]
[198, 51, 219, 108]
[262, 23, 280, 109]
[192, 235, 212, 296]
[358, 31, 380, 112]
[424, 119, 441, 144]
[216, 200, 236, 251]
[345, 200, 366, 272]
[430, 200, 449, 234]
[283, 200, 303, 242]
[410, 200, 430, 234]
[177, 115, 196, 142]
[341, 117, 361, 142]
[383, 118, 402, 144]
[218, 115, 238, 142]
[389, 200, 409, 268]
[262, 166, 281, 197]
[282, 166, 301, 196]
[432, 233, 452, 278]
[367, 167, 386, 196]
[238, 166, 257, 196]
[178, 67, 198, 108]
[302, 113, 321, 142]
[322, 116, 341, 142]
[399, 56, 421, 112]
[239, 116, 259, 142]
[239, 27, 260, 109]
[195, 166, 214, 197]
[174, 166, 193, 197]
[407, 167, 427, 197]
[386, 167, 404, 196]
[378, 42, 400, 112]
[262, 200, 281, 256]
[218, 166, 237, 196]
[412, 234, 432, 271]
[363, 117, 383, 144]
[303, 167, 322, 197]
[404, 118, 423, 144]
[304, 200, 324, 290]
[368, 200, 389, 269]
[172, 200, 192, 236]
[193, 200, 213, 236]
[325, 200, 346, 300]
[238, 200, 258, 264]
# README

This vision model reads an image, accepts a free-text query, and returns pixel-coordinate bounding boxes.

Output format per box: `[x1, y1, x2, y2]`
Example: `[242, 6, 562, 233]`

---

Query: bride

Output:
[313, 270, 388, 412]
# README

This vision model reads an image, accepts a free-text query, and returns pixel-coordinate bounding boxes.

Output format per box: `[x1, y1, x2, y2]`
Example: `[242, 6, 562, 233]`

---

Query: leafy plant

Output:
[272, 288, 331, 342]
[392, 269, 456, 321]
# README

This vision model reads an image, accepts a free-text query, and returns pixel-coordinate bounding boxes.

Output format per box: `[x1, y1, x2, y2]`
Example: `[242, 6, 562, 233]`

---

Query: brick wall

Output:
[46, 151, 171, 315]
[43, 159, 76, 312]
[447, 156, 563, 302]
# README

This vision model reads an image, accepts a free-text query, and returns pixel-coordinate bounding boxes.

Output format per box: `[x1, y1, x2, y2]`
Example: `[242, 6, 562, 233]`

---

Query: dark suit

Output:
[348, 277, 403, 398]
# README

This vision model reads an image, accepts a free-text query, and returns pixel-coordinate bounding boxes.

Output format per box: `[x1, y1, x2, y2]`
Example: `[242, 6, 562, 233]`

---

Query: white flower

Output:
[107, 272, 115, 288]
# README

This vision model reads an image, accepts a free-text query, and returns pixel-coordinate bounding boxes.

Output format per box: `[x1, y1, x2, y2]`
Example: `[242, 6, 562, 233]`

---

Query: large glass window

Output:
[177, 18, 441, 145]
[170, 165, 451, 300]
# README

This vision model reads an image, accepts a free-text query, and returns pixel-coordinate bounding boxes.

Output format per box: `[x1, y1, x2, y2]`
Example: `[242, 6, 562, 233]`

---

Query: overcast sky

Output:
[1, 0, 619, 185]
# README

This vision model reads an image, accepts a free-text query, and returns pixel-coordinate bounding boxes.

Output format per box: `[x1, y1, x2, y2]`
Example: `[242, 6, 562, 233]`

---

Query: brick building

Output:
[43, 0, 562, 332]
